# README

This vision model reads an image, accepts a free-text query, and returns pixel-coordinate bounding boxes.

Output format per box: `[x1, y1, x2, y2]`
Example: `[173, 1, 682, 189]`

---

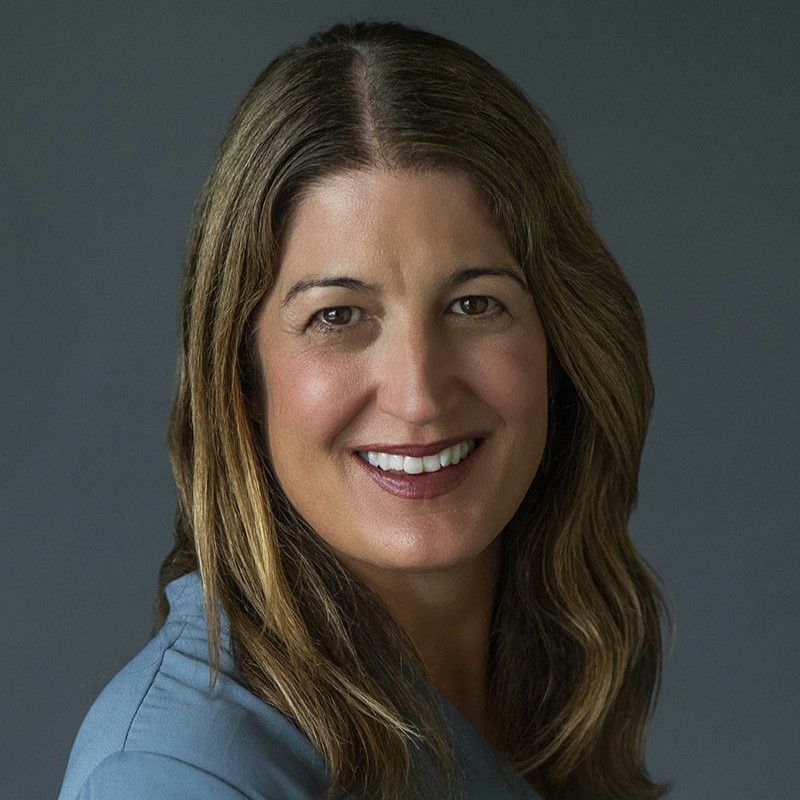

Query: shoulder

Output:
[67, 750, 251, 800]
[58, 576, 329, 800]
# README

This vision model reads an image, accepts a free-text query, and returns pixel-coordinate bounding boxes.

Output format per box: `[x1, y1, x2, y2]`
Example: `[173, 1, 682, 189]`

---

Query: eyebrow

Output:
[281, 265, 530, 308]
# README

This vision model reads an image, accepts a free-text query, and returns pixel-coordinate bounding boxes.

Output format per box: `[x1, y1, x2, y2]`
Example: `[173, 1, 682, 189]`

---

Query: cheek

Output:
[467, 330, 549, 420]
[262, 348, 363, 452]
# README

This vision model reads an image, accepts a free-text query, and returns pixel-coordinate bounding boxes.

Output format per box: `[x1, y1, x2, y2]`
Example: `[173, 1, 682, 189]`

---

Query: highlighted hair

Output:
[155, 20, 673, 800]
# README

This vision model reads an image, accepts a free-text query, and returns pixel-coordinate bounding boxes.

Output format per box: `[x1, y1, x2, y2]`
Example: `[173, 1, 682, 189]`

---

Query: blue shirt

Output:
[58, 571, 541, 800]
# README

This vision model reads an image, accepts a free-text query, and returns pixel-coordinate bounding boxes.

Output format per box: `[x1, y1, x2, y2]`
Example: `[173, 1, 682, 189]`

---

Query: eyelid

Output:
[306, 295, 507, 334]
[449, 296, 504, 316]
[308, 305, 365, 329]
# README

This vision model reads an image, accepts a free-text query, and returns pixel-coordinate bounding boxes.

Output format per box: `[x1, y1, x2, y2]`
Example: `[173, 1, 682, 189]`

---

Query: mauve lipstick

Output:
[352, 432, 489, 458]
[351, 437, 487, 500]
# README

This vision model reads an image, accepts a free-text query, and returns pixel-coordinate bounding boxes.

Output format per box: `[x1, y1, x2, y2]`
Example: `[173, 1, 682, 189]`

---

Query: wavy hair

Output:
[154, 19, 673, 800]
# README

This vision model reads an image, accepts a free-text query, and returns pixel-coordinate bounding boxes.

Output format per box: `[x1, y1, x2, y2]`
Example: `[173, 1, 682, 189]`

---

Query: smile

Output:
[352, 438, 487, 500]
[357, 438, 478, 474]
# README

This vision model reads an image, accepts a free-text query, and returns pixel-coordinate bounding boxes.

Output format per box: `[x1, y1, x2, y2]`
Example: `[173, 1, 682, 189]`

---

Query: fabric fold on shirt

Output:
[58, 570, 541, 800]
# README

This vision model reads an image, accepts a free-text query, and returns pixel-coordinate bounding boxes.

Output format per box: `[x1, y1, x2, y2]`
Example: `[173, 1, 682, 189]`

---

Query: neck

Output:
[341, 537, 501, 733]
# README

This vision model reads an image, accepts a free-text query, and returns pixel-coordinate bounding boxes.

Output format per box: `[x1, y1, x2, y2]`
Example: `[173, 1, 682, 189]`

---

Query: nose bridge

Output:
[375, 311, 456, 426]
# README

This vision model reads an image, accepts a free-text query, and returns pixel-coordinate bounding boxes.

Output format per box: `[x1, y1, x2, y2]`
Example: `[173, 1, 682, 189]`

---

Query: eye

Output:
[307, 306, 363, 334]
[449, 295, 505, 319]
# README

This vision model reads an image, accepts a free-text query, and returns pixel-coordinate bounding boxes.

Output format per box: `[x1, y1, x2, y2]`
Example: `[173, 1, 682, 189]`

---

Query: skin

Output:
[254, 167, 549, 737]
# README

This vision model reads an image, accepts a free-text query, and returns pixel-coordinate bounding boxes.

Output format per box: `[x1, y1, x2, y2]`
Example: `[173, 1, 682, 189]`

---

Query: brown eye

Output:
[308, 306, 363, 335]
[320, 307, 353, 325]
[450, 296, 504, 317]
[459, 297, 488, 315]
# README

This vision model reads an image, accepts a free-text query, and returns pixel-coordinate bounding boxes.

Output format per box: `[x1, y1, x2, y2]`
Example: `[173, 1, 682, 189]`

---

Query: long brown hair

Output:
[155, 20, 673, 800]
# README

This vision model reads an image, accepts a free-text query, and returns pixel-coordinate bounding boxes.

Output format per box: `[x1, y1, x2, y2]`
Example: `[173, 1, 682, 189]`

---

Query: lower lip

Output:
[352, 439, 486, 500]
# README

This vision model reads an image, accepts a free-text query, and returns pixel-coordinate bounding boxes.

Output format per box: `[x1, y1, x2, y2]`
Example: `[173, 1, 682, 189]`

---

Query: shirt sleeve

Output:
[73, 750, 254, 800]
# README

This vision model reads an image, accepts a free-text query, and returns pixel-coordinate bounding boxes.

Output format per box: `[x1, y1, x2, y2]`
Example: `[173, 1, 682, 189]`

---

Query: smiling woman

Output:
[255, 168, 549, 584]
[58, 19, 672, 800]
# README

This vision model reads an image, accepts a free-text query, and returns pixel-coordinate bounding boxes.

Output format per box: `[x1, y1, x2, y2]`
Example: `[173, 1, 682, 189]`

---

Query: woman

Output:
[58, 19, 672, 800]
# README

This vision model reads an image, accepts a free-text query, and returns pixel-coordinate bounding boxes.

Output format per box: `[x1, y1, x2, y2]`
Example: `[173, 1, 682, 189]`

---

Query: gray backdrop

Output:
[2, 2, 798, 798]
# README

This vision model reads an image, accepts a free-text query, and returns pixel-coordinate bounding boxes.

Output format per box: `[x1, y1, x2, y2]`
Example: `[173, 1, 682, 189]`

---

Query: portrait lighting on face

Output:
[57, 20, 672, 800]
[254, 168, 549, 588]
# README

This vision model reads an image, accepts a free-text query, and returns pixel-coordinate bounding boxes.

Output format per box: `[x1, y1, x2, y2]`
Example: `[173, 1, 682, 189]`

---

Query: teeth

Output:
[422, 454, 441, 472]
[360, 439, 477, 474]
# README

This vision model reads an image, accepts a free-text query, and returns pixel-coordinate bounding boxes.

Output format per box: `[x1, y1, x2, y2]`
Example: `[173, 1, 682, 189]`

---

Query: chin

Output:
[366, 536, 493, 575]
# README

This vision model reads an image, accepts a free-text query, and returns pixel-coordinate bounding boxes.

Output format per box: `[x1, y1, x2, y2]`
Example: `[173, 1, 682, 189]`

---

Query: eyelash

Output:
[307, 296, 507, 335]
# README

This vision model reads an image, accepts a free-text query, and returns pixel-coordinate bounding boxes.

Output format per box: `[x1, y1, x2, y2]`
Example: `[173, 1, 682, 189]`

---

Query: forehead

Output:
[290, 167, 491, 220]
[276, 168, 514, 280]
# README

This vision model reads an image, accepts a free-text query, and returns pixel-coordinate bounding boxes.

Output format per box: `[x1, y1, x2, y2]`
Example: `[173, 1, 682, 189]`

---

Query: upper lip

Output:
[352, 433, 488, 457]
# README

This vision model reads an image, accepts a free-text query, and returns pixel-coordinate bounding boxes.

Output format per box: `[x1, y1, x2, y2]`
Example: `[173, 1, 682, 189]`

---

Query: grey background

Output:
[2, 2, 797, 798]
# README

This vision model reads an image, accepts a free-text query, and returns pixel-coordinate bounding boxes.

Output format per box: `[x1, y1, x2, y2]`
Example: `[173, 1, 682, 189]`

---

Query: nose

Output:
[373, 315, 459, 428]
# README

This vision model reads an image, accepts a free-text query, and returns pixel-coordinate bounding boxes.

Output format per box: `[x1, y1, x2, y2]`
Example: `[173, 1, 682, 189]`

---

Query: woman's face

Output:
[254, 168, 548, 580]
